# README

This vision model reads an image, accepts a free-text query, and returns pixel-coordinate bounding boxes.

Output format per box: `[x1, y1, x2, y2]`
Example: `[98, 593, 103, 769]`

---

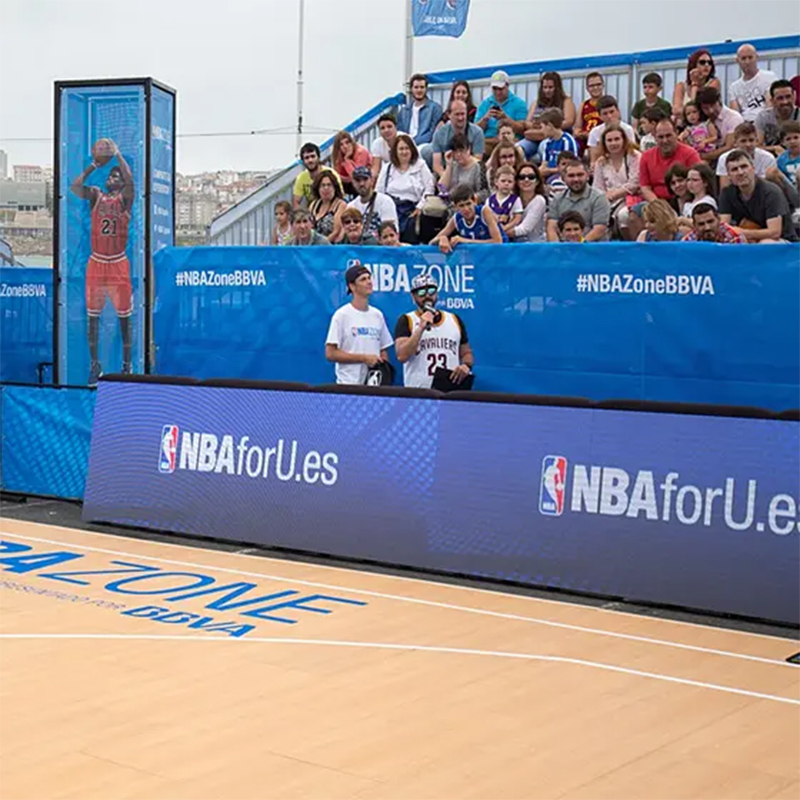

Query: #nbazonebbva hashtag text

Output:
[575, 273, 715, 296]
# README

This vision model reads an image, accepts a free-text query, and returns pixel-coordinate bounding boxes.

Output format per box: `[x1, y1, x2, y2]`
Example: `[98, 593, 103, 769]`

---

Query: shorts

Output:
[86, 254, 132, 317]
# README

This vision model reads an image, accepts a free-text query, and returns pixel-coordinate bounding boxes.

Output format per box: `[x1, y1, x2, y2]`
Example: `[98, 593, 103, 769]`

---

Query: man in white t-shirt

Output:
[347, 166, 399, 240]
[394, 274, 473, 389]
[370, 114, 398, 178]
[728, 44, 778, 122]
[325, 261, 393, 385]
[716, 121, 776, 188]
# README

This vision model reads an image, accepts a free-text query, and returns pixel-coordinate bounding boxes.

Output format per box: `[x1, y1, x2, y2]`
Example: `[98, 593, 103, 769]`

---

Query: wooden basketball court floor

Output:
[0, 516, 798, 800]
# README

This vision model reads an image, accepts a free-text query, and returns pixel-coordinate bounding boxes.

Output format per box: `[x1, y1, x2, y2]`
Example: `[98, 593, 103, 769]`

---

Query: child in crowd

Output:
[777, 121, 800, 186]
[557, 211, 586, 242]
[271, 201, 293, 245]
[537, 108, 579, 184]
[497, 120, 526, 160]
[631, 72, 672, 134]
[431, 184, 506, 253]
[488, 165, 523, 234]
[679, 102, 718, 155]
[378, 220, 407, 246]
[638, 108, 666, 152]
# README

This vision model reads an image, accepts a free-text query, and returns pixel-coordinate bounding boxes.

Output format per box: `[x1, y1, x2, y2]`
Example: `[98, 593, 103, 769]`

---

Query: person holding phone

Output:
[475, 71, 528, 156]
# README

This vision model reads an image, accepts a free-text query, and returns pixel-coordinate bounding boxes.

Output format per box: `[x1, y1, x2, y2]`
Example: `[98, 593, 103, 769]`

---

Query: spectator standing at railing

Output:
[631, 73, 672, 135]
[546, 158, 610, 242]
[331, 131, 371, 196]
[347, 166, 398, 241]
[574, 73, 605, 154]
[592, 123, 641, 239]
[370, 114, 399, 179]
[698, 87, 744, 164]
[396, 74, 443, 165]
[431, 99, 485, 177]
[728, 44, 777, 122]
[756, 80, 800, 155]
[587, 97, 638, 166]
[475, 70, 529, 156]
[672, 50, 721, 123]
[293, 143, 343, 210]
[325, 262, 393, 385]
[507, 164, 547, 243]
[720, 150, 798, 242]
[682, 203, 747, 243]
[394, 274, 473, 390]
[376, 134, 435, 243]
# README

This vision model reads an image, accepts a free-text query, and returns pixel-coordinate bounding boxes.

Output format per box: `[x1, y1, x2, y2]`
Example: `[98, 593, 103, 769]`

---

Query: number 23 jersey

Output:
[394, 310, 468, 388]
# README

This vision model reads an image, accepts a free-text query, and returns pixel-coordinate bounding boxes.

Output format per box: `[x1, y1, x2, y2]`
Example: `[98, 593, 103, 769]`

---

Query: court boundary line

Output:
[3, 521, 795, 643]
[1, 527, 797, 668]
[1, 633, 798, 706]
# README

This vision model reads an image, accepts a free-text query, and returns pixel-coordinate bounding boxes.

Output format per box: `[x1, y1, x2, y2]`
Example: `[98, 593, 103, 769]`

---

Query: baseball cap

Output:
[345, 260, 370, 294]
[411, 273, 439, 292]
[491, 70, 510, 88]
[352, 166, 372, 180]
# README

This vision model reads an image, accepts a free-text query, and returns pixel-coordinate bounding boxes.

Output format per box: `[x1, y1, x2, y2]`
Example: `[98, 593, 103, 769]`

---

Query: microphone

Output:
[422, 301, 435, 331]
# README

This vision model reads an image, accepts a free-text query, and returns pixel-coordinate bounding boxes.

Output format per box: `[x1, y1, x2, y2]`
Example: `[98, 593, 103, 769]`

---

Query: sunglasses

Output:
[697, 59, 712, 65]
[518, 173, 537, 181]
[343, 219, 360, 226]
[414, 287, 437, 298]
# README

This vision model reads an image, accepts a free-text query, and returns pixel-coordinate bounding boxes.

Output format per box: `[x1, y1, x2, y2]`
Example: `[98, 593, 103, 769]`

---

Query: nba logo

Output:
[539, 455, 567, 516]
[159, 425, 179, 473]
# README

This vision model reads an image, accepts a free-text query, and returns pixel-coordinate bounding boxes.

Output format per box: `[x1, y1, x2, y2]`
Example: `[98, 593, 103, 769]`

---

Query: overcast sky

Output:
[0, 0, 796, 174]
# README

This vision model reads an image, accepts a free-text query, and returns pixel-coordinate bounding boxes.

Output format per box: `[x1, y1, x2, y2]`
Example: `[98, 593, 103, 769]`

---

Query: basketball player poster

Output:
[56, 83, 146, 386]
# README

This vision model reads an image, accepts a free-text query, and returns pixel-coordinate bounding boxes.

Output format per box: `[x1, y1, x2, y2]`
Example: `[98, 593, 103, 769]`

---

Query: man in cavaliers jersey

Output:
[71, 140, 134, 385]
[394, 273, 473, 389]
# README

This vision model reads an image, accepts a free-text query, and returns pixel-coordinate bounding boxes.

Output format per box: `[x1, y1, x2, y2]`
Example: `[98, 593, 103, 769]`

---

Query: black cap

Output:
[346, 261, 370, 294]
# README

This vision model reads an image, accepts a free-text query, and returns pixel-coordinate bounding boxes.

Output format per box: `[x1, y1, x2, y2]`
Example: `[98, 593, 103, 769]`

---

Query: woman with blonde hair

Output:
[636, 199, 682, 242]
[486, 141, 525, 189]
[592, 122, 641, 238]
[331, 130, 371, 196]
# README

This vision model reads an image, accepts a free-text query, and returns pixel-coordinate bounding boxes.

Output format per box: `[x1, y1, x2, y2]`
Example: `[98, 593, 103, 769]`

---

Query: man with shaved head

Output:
[729, 44, 777, 121]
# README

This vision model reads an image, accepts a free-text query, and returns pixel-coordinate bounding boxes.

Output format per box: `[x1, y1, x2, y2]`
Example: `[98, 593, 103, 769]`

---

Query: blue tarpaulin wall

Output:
[0, 268, 53, 384]
[153, 244, 800, 410]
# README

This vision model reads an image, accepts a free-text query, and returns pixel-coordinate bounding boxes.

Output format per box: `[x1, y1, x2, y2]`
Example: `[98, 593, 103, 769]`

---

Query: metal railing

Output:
[208, 35, 799, 246]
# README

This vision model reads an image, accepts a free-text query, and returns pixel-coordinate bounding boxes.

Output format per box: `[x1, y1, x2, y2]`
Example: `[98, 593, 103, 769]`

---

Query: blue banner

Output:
[153, 243, 800, 410]
[0, 267, 53, 384]
[83, 381, 800, 624]
[412, 0, 470, 37]
[0, 385, 95, 499]
[149, 86, 175, 258]
[57, 84, 146, 384]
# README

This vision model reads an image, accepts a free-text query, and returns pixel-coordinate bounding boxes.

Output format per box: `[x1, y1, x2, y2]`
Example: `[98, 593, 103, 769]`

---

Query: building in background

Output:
[13, 164, 44, 183]
[0, 150, 7, 180]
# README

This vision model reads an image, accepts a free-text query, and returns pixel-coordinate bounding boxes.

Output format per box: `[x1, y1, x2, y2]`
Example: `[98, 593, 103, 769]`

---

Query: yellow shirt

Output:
[292, 166, 343, 207]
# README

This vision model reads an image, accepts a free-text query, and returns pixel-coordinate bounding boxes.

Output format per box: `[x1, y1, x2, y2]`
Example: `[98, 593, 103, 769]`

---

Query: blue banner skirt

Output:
[152, 243, 800, 411]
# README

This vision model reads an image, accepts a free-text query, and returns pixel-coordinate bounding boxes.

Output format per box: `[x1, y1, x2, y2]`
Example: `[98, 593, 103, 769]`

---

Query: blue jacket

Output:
[396, 97, 444, 146]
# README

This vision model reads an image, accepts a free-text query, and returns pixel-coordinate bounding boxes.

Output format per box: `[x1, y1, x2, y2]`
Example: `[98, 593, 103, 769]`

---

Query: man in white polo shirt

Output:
[325, 261, 393, 385]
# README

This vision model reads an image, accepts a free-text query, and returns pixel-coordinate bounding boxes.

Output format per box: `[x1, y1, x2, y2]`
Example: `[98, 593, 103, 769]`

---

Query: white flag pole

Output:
[404, 0, 414, 91]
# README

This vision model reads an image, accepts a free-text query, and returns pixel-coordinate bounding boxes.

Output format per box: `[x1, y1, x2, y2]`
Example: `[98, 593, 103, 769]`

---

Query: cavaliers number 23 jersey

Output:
[394, 310, 468, 388]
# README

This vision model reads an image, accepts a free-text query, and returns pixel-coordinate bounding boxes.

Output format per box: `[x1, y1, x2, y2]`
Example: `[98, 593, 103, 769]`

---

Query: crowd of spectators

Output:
[284, 43, 799, 247]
